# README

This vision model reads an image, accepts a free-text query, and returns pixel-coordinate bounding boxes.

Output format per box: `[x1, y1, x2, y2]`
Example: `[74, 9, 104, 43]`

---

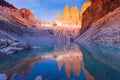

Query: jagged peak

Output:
[57, 12, 63, 21]
[64, 4, 71, 20]
[64, 4, 69, 10]
[20, 8, 35, 21]
[56, 5, 80, 25]
[71, 6, 80, 23]
[71, 6, 79, 17]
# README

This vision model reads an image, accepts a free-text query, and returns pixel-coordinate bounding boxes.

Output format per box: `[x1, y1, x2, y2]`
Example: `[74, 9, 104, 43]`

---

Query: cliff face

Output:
[0, 0, 16, 9]
[81, 0, 120, 34]
[76, 7, 120, 47]
[79, 1, 91, 19]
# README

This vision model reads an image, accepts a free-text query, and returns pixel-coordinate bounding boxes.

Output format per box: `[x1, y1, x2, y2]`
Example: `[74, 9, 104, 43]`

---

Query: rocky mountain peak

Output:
[20, 8, 35, 21]
[57, 12, 63, 21]
[64, 5, 71, 20]
[71, 6, 80, 24]
[56, 5, 80, 25]
[0, 0, 16, 9]
[56, 1, 92, 26]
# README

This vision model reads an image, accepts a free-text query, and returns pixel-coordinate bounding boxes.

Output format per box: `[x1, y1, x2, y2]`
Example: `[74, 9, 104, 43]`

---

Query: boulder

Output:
[0, 74, 7, 80]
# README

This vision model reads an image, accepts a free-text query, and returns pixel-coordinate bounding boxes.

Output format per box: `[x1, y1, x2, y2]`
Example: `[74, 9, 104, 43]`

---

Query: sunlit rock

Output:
[57, 12, 63, 21]
[81, 0, 120, 34]
[80, 1, 91, 18]
[64, 5, 71, 20]
[71, 6, 80, 24]
[20, 8, 35, 21]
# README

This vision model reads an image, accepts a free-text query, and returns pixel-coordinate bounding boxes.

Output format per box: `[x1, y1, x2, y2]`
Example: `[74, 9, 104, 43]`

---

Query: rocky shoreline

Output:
[0, 37, 29, 56]
[0, 73, 42, 80]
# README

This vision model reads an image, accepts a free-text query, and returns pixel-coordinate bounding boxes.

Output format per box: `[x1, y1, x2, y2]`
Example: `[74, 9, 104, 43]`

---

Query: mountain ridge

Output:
[0, 0, 16, 9]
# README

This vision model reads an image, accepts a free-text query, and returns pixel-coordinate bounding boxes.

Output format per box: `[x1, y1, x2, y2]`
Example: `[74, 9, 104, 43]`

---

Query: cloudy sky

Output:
[6, 0, 88, 22]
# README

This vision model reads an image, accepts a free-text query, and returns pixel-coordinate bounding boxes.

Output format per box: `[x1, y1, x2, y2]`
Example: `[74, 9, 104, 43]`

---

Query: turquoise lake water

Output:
[0, 43, 120, 80]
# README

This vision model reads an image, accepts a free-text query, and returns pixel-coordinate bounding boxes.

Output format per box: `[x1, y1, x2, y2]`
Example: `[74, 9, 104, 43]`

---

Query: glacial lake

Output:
[0, 43, 120, 80]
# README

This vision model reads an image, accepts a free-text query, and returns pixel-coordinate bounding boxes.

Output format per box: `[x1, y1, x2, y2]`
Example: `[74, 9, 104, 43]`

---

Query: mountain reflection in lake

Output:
[0, 43, 120, 80]
[7, 43, 94, 80]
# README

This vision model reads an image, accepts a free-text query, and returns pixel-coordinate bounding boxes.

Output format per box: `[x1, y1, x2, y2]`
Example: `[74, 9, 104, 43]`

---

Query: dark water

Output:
[0, 43, 120, 80]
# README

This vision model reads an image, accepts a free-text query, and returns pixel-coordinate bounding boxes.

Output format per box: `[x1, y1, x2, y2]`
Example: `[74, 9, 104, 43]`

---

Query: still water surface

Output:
[0, 43, 120, 80]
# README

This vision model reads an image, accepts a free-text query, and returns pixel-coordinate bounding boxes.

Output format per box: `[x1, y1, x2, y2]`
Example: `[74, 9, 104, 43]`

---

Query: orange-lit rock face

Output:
[56, 2, 91, 27]
[56, 5, 80, 26]
[71, 6, 80, 24]
[57, 12, 63, 21]
[20, 8, 35, 21]
[64, 5, 71, 20]
[55, 2, 90, 35]
[81, 0, 120, 34]
[80, 1, 91, 18]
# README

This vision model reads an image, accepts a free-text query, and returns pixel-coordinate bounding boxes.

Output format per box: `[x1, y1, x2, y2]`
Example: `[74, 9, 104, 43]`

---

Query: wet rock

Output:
[0, 38, 29, 56]
[0, 40, 8, 49]
[0, 74, 7, 80]
[10, 42, 29, 49]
